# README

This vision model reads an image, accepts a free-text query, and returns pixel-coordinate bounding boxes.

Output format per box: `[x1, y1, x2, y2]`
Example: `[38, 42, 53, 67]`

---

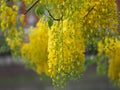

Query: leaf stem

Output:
[46, 8, 63, 21]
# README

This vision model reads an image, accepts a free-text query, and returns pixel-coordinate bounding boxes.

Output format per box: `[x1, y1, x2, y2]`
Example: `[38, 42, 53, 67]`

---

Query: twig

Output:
[24, 0, 63, 21]
[84, 4, 96, 18]
[7, 0, 10, 2]
[24, 0, 39, 14]
[46, 8, 63, 21]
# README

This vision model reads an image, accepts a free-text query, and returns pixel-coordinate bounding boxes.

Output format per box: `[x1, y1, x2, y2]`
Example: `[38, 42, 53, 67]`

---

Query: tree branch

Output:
[24, 0, 63, 21]
[84, 4, 96, 18]
[7, 0, 10, 2]
[24, 0, 39, 14]
[46, 8, 63, 21]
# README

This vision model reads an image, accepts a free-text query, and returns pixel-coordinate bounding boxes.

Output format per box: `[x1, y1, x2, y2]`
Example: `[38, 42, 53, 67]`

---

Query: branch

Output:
[84, 4, 96, 18]
[24, 0, 39, 14]
[46, 8, 63, 21]
[7, 0, 10, 2]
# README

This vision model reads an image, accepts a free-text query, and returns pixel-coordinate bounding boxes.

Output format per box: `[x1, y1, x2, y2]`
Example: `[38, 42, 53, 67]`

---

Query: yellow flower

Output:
[21, 20, 49, 76]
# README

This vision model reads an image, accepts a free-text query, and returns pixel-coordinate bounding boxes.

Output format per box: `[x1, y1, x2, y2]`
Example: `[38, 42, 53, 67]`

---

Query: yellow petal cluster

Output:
[0, 0, 25, 55]
[21, 21, 49, 75]
[107, 38, 120, 87]
[98, 37, 120, 87]
[48, 19, 85, 87]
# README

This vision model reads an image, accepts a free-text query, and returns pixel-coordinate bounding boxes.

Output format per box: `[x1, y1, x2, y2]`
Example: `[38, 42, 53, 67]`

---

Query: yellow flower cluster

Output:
[0, 1, 17, 32]
[48, 19, 85, 87]
[21, 21, 49, 75]
[98, 37, 120, 87]
[0, 0, 25, 55]
[1, 0, 119, 88]
[81, 0, 118, 43]
[48, 22, 58, 78]
[98, 37, 118, 57]
[108, 50, 120, 87]
[22, 0, 118, 88]
[107, 38, 120, 86]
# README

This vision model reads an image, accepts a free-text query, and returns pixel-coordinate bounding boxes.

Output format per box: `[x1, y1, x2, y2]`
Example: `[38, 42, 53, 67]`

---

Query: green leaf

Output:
[48, 17, 53, 28]
[35, 4, 45, 18]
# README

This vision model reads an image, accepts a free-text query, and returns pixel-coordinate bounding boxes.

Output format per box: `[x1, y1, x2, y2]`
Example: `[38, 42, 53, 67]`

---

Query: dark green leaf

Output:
[48, 18, 53, 28]
[35, 4, 45, 18]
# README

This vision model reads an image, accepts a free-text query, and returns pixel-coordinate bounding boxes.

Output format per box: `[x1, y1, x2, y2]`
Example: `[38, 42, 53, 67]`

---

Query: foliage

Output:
[0, 0, 120, 89]
[0, 33, 10, 54]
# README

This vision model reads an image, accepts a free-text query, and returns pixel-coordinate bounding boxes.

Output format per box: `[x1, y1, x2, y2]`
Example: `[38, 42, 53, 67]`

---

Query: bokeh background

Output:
[0, 55, 118, 90]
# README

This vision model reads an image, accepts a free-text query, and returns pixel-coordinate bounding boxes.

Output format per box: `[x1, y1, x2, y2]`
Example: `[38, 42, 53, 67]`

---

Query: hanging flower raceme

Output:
[21, 21, 49, 75]
[48, 19, 85, 88]
[98, 37, 120, 87]
[0, 0, 25, 56]
[107, 38, 120, 87]
[82, 0, 118, 39]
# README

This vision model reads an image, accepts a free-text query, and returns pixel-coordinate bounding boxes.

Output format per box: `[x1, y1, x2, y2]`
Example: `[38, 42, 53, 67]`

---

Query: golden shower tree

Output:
[0, 0, 120, 88]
